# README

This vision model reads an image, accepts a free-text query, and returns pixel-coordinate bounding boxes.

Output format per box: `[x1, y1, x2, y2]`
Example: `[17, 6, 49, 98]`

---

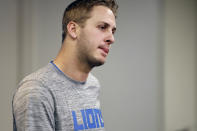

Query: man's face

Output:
[76, 5, 116, 67]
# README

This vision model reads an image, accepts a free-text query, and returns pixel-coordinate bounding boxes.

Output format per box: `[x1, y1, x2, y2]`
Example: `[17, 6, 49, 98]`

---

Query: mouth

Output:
[98, 46, 109, 56]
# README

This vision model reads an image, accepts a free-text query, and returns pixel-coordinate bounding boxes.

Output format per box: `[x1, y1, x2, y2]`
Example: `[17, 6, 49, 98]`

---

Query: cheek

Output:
[90, 34, 104, 48]
[81, 28, 103, 50]
[86, 28, 103, 41]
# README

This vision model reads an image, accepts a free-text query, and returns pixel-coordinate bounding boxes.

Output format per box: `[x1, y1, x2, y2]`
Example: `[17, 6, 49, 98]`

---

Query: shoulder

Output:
[13, 79, 55, 116]
[18, 62, 63, 91]
[16, 80, 48, 96]
[14, 80, 54, 104]
[19, 63, 55, 86]
[14, 63, 56, 105]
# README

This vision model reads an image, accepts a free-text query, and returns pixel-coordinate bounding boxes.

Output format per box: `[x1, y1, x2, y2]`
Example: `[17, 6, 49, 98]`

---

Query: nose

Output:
[105, 32, 115, 45]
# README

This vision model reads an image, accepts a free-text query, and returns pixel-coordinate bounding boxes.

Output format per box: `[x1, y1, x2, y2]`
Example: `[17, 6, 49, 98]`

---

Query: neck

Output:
[53, 42, 92, 83]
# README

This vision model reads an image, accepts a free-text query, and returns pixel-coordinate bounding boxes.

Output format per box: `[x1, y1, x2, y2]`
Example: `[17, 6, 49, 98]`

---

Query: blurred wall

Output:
[0, 0, 18, 130]
[0, 0, 196, 131]
[164, 0, 197, 131]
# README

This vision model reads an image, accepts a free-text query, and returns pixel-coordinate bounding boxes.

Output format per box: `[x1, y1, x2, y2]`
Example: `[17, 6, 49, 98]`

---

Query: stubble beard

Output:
[87, 56, 104, 68]
[77, 48, 105, 69]
[77, 32, 105, 69]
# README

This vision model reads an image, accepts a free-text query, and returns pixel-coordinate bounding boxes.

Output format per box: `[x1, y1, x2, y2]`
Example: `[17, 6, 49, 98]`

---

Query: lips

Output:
[99, 46, 109, 54]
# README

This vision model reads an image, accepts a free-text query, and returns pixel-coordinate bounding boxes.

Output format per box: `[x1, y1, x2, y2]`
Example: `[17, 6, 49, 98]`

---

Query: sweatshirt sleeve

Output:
[12, 80, 55, 131]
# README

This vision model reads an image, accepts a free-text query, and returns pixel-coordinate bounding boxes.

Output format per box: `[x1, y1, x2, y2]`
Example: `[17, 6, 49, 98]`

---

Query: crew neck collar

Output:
[50, 61, 86, 84]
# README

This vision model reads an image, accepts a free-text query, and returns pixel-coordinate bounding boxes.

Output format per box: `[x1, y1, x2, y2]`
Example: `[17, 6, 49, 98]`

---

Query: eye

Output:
[98, 25, 106, 30]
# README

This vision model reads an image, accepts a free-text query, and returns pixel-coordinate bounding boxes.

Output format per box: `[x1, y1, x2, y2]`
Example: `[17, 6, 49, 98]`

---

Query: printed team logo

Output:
[72, 108, 104, 131]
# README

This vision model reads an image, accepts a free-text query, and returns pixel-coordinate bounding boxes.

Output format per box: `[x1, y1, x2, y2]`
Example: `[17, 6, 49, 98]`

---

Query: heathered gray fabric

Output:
[12, 62, 105, 131]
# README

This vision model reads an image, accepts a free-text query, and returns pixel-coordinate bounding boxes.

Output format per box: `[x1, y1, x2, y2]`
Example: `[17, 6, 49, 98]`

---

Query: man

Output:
[12, 0, 118, 130]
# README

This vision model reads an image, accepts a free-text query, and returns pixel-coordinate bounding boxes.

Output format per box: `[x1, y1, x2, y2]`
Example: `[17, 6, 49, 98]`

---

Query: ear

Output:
[67, 21, 79, 39]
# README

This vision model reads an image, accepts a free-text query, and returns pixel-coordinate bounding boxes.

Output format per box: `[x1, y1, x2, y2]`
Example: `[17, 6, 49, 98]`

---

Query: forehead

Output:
[87, 6, 116, 27]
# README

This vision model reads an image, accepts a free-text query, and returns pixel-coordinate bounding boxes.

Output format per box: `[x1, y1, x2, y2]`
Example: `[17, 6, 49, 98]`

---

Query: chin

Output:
[88, 58, 105, 68]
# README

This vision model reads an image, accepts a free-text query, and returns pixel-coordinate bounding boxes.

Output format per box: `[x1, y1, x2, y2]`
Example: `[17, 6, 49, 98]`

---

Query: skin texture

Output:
[54, 6, 116, 82]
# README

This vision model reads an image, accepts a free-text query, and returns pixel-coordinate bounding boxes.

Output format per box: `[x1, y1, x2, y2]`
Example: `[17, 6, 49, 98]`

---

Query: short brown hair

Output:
[62, 0, 118, 43]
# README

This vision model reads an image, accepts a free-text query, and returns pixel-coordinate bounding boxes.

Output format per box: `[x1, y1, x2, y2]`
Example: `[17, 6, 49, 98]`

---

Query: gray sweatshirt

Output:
[12, 62, 105, 131]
